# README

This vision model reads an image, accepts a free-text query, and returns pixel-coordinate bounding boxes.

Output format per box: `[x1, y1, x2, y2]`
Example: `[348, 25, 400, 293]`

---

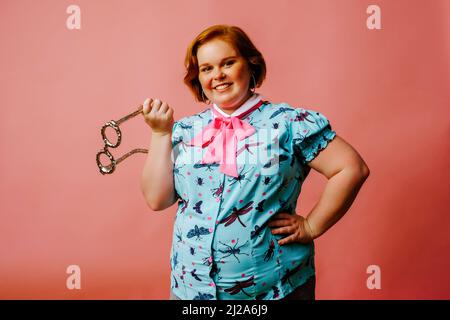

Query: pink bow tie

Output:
[188, 100, 263, 177]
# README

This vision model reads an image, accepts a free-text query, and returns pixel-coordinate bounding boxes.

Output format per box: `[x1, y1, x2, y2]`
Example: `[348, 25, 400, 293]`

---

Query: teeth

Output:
[215, 83, 231, 90]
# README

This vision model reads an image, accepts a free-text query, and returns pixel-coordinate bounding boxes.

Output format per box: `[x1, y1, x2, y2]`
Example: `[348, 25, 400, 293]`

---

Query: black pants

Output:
[281, 275, 316, 300]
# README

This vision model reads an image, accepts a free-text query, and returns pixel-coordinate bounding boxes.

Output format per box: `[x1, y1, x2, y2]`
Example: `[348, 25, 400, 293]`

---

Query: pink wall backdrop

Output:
[1, 0, 449, 299]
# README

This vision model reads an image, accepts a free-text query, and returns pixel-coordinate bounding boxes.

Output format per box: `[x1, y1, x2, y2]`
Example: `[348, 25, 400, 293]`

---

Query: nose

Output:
[212, 68, 226, 80]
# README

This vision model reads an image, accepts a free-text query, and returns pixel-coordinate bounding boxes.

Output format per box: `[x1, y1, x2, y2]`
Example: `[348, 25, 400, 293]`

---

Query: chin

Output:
[214, 97, 240, 109]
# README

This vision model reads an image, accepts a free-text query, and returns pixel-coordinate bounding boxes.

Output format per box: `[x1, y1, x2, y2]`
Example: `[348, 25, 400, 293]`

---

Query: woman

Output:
[140, 25, 370, 300]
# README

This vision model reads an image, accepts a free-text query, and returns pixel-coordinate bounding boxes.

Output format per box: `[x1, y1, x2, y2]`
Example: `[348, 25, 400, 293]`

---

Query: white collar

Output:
[212, 93, 262, 118]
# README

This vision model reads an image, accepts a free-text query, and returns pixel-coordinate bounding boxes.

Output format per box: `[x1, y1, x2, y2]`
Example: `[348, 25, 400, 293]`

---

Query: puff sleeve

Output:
[291, 108, 337, 164]
[170, 121, 182, 162]
[170, 121, 182, 200]
[171, 121, 180, 148]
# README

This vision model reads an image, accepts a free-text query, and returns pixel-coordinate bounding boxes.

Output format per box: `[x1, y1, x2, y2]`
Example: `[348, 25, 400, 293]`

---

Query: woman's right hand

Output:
[142, 98, 174, 136]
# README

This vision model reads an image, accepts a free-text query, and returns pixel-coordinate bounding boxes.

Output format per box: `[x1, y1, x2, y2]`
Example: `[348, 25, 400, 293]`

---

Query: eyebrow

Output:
[198, 56, 238, 68]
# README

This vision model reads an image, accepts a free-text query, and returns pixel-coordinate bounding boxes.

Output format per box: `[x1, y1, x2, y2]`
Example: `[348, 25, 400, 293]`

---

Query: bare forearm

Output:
[140, 132, 176, 210]
[306, 166, 369, 239]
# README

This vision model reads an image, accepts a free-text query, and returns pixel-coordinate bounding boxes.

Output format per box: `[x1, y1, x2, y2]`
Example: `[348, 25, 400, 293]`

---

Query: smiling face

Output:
[197, 38, 253, 114]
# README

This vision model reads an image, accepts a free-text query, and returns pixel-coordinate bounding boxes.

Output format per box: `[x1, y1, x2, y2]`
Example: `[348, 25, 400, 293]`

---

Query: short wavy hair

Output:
[184, 25, 266, 103]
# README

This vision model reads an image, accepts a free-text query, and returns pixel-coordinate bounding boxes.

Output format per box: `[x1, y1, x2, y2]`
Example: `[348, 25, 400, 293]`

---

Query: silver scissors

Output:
[96, 105, 149, 175]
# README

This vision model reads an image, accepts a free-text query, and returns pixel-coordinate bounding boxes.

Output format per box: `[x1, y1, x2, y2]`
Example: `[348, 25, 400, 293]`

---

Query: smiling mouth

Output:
[214, 83, 232, 91]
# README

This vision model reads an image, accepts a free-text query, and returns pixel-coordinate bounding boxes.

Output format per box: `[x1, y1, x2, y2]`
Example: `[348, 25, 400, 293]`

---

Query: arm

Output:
[305, 135, 370, 239]
[140, 98, 178, 211]
[140, 132, 178, 211]
[269, 134, 370, 244]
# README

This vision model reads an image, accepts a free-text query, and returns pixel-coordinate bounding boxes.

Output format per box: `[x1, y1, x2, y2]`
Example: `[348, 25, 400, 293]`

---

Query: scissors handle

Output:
[96, 104, 152, 175]
[115, 105, 145, 125]
[96, 147, 148, 175]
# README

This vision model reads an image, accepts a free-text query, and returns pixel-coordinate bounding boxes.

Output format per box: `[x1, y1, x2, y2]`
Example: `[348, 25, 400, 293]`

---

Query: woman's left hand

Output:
[268, 213, 316, 246]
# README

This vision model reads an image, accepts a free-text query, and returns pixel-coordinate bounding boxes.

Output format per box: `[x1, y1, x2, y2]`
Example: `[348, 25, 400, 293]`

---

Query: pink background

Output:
[1, 0, 449, 299]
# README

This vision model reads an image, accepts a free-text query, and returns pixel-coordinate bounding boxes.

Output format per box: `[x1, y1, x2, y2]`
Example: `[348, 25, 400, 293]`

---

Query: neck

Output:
[217, 91, 253, 115]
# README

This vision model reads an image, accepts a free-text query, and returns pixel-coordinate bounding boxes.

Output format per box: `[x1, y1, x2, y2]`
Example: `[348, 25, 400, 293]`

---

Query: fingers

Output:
[272, 213, 291, 219]
[142, 97, 174, 134]
[150, 98, 161, 114]
[271, 226, 293, 235]
[268, 219, 290, 228]
[143, 98, 153, 114]
[278, 234, 297, 246]
[166, 107, 174, 119]
[144, 98, 171, 116]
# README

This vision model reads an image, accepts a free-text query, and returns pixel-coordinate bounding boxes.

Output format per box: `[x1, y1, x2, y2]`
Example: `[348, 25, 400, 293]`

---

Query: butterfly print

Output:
[187, 225, 211, 240]
[272, 286, 280, 299]
[193, 292, 214, 300]
[255, 199, 265, 213]
[195, 177, 204, 186]
[193, 201, 203, 214]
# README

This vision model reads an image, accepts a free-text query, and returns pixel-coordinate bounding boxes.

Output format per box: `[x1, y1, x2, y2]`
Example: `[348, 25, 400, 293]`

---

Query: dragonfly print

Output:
[178, 122, 193, 130]
[263, 154, 289, 169]
[175, 225, 183, 242]
[269, 107, 295, 120]
[191, 269, 202, 281]
[270, 131, 290, 155]
[178, 198, 189, 214]
[173, 137, 190, 153]
[294, 109, 315, 124]
[193, 162, 220, 172]
[224, 275, 256, 297]
[193, 108, 209, 120]
[219, 201, 254, 227]
[263, 240, 276, 262]
[236, 141, 263, 156]
[172, 274, 179, 289]
[280, 259, 308, 288]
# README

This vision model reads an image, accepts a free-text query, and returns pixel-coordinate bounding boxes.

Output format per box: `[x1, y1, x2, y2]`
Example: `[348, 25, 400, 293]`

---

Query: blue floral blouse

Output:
[169, 99, 336, 300]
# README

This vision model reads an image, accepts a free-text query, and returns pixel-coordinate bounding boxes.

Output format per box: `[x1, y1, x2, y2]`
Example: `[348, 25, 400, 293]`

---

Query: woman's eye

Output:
[201, 67, 211, 72]
[225, 60, 235, 66]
